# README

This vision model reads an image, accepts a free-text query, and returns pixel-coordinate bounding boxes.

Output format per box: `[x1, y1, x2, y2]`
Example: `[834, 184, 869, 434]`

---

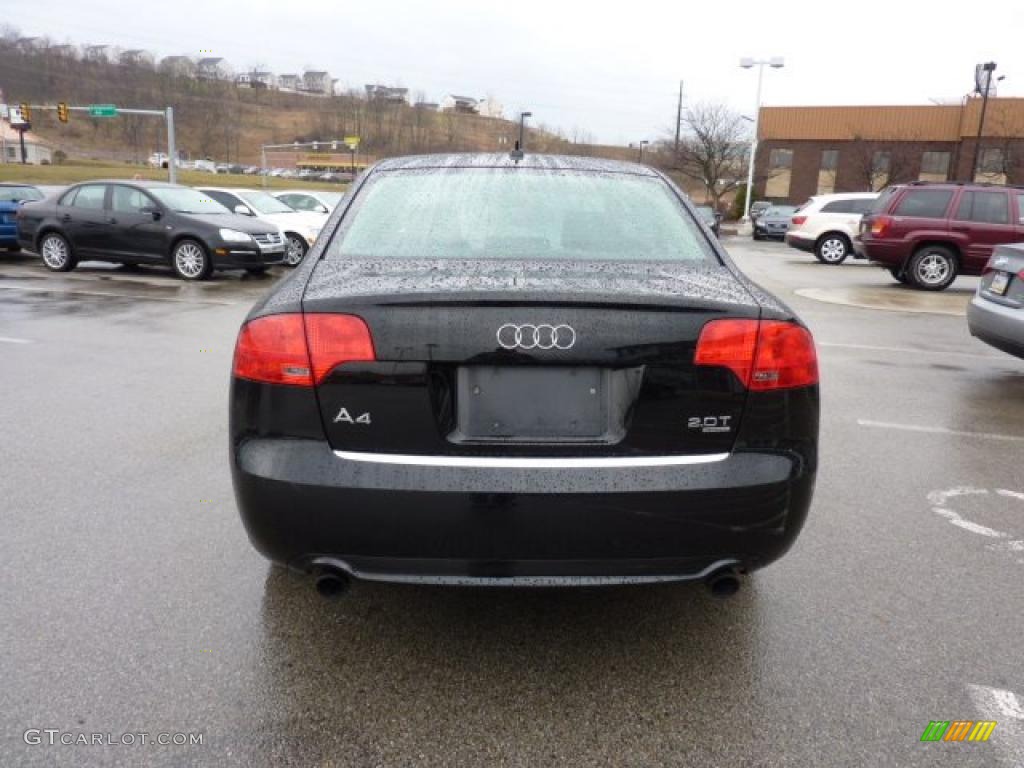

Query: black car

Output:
[694, 205, 722, 236]
[17, 181, 286, 280]
[230, 154, 819, 596]
[753, 205, 797, 241]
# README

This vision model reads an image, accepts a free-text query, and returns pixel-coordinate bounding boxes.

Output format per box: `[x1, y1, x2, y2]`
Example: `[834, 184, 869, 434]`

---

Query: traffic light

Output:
[19, 103, 31, 122]
[57, 102, 69, 123]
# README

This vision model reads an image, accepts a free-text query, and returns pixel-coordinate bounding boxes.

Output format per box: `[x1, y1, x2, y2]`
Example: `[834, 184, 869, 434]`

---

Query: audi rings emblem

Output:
[496, 323, 576, 351]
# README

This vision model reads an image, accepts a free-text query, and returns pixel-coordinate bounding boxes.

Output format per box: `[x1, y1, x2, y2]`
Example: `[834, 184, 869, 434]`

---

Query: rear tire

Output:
[171, 238, 212, 281]
[815, 233, 850, 265]
[39, 232, 77, 272]
[889, 267, 909, 285]
[907, 245, 957, 291]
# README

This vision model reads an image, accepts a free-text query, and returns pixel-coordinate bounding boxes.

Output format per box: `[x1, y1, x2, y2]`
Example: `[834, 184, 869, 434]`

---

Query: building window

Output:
[871, 151, 891, 191]
[919, 151, 951, 182]
[818, 150, 839, 194]
[975, 148, 1007, 184]
[5, 146, 15, 159]
[765, 148, 793, 198]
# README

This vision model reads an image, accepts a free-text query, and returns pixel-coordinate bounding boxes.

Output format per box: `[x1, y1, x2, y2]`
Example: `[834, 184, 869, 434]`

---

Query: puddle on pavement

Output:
[795, 286, 971, 316]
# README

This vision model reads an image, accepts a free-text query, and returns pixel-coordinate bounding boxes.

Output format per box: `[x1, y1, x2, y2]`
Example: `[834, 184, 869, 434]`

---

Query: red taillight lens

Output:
[232, 313, 375, 387]
[695, 319, 818, 391]
[303, 313, 375, 383]
[870, 216, 891, 237]
[791, 216, 807, 226]
[233, 314, 313, 386]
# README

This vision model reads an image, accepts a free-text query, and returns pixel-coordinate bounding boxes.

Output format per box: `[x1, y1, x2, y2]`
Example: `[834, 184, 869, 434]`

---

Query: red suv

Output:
[857, 182, 1024, 290]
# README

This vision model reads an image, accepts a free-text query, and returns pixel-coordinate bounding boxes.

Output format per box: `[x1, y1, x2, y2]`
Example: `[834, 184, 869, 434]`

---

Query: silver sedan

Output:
[968, 243, 1024, 359]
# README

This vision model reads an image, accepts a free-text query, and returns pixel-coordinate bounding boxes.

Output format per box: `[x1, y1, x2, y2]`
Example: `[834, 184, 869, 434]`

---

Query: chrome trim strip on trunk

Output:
[333, 451, 730, 468]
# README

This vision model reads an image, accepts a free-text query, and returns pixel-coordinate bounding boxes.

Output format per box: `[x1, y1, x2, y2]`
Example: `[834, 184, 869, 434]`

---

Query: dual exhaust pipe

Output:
[311, 565, 742, 598]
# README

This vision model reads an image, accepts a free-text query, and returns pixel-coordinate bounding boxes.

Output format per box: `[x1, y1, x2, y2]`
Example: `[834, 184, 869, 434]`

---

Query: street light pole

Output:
[518, 111, 532, 150]
[740, 57, 784, 223]
[969, 62, 997, 181]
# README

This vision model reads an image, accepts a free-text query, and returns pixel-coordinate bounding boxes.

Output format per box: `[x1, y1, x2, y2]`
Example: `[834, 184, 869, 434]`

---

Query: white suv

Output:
[785, 192, 878, 265]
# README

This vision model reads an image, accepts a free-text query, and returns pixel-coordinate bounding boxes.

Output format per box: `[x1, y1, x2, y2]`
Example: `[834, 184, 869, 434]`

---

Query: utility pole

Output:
[165, 107, 177, 184]
[969, 62, 997, 181]
[674, 80, 684, 154]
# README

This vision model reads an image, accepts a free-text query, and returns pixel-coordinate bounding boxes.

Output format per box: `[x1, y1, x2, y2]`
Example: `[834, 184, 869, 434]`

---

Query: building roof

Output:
[446, 95, 479, 103]
[373, 153, 655, 175]
[759, 98, 1024, 142]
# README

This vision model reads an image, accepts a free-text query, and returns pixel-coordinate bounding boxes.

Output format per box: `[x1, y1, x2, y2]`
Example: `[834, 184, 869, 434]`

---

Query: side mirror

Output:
[234, 204, 253, 216]
[140, 205, 162, 221]
[315, 204, 329, 214]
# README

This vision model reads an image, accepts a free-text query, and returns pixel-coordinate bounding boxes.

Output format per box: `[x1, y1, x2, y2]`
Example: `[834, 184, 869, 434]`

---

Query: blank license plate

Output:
[456, 367, 608, 441]
[990, 271, 1010, 295]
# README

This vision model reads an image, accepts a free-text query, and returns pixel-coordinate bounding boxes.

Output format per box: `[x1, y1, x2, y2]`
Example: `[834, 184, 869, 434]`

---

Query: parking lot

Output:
[1, 238, 1022, 767]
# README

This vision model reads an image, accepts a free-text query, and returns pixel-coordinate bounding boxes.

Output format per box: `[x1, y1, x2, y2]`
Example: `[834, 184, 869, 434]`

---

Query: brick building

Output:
[753, 98, 1024, 204]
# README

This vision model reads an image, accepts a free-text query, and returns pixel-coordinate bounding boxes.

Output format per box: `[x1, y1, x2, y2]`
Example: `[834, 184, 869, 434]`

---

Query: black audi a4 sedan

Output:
[17, 181, 286, 280]
[230, 154, 819, 595]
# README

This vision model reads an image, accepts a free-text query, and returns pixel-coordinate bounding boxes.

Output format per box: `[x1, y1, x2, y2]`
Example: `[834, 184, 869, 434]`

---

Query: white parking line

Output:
[857, 419, 1024, 442]
[819, 341, 1002, 360]
[0, 284, 238, 306]
[0, 335, 32, 344]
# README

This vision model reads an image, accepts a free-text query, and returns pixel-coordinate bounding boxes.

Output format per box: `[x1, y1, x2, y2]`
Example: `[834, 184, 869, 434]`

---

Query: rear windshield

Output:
[0, 185, 43, 203]
[329, 169, 715, 263]
[870, 186, 901, 214]
[765, 206, 797, 217]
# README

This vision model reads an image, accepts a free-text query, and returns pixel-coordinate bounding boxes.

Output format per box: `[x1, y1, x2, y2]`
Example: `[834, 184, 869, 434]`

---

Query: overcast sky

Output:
[9, 0, 1024, 144]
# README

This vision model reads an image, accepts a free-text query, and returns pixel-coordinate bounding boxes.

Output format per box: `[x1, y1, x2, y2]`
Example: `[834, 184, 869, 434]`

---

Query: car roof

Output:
[810, 192, 878, 200]
[0, 182, 41, 188]
[66, 179, 183, 190]
[891, 180, 1024, 192]
[372, 152, 659, 176]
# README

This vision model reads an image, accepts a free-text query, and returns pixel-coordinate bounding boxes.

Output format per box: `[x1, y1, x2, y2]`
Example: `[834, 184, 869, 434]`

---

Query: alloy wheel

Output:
[41, 235, 69, 269]
[916, 253, 951, 285]
[819, 238, 847, 263]
[174, 242, 206, 279]
[285, 236, 306, 266]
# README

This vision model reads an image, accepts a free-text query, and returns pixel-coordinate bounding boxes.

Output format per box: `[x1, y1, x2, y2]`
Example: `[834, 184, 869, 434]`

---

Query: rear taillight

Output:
[870, 216, 892, 237]
[791, 216, 807, 226]
[232, 313, 375, 387]
[695, 319, 818, 391]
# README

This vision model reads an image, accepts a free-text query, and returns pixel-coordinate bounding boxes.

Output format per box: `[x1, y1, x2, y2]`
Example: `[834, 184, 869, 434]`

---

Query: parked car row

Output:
[11, 181, 345, 280]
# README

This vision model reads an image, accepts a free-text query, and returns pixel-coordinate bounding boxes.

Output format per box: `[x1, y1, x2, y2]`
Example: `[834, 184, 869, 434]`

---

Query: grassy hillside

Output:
[0, 162, 346, 190]
[0, 39, 633, 167]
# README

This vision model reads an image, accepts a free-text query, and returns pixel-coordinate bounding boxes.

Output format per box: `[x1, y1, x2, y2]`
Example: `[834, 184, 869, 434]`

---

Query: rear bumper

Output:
[861, 238, 905, 267]
[968, 295, 1024, 359]
[784, 232, 815, 253]
[231, 437, 815, 584]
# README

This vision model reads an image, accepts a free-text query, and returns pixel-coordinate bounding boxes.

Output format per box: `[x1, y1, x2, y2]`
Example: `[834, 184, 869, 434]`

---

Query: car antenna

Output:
[509, 140, 524, 164]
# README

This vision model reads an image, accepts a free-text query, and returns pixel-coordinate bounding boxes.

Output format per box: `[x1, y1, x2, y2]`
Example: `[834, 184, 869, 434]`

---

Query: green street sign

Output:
[88, 104, 118, 117]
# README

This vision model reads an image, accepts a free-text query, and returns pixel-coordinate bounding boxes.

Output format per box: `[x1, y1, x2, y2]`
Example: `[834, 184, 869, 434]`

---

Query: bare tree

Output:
[661, 102, 749, 211]
[846, 135, 920, 190]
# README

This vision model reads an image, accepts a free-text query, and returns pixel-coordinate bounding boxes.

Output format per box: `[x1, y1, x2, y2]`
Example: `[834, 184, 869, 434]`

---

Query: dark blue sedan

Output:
[0, 184, 45, 252]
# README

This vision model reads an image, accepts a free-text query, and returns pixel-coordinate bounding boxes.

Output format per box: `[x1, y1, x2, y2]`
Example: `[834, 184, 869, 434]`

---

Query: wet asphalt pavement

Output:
[1, 241, 1022, 767]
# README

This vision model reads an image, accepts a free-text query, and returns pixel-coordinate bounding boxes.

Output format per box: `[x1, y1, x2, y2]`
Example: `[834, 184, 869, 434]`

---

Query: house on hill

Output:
[365, 85, 409, 104]
[197, 57, 231, 80]
[278, 73, 302, 91]
[440, 95, 479, 114]
[159, 56, 196, 77]
[302, 70, 333, 96]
